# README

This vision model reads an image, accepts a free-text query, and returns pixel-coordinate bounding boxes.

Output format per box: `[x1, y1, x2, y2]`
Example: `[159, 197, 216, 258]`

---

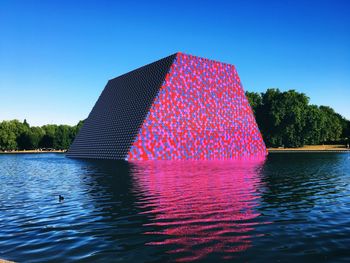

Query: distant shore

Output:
[269, 144, 349, 153]
[0, 149, 66, 154]
[1, 145, 349, 155]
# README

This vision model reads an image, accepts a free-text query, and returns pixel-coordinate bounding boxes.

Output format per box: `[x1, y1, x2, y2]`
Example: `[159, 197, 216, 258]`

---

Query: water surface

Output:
[0, 153, 349, 262]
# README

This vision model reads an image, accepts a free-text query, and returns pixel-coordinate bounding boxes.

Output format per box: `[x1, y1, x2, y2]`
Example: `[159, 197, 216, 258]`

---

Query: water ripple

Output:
[0, 153, 349, 262]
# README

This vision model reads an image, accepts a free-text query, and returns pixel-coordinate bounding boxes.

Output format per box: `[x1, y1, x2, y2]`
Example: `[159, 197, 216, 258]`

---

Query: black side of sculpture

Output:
[66, 53, 177, 159]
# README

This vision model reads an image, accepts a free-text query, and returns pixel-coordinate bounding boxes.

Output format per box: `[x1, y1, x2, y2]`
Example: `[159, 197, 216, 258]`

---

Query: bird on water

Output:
[59, 195, 64, 202]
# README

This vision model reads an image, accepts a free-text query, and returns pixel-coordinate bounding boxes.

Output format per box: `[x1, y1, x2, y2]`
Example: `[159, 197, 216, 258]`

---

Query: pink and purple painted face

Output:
[128, 53, 267, 160]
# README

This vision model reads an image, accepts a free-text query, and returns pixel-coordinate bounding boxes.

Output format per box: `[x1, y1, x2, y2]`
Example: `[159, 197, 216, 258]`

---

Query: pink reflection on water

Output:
[132, 158, 266, 262]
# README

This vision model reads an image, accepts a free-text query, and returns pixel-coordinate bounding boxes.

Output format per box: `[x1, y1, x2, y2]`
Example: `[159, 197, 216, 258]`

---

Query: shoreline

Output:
[1, 145, 349, 154]
[268, 144, 349, 153]
[269, 150, 349, 153]
[0, 150, 66, 154]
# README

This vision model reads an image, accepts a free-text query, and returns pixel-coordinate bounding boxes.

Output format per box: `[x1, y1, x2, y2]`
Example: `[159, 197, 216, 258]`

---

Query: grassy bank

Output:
[269, 144, 349, 152]
[1, 145, 349, 155]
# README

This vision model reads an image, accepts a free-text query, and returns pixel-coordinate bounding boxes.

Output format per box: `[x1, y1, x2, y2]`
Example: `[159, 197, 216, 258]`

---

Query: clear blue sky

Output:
[1, 0, 349, 126]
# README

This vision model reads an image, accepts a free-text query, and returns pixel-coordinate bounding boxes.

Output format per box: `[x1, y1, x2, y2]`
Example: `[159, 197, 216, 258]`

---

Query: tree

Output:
[23, 119, 30, 128]
[0, 120, 85, 151]
[40, 124, 57, 148]
[245, 91, 262, 116]
[346, 121, 350, 140]
[1, 92, 349, 151]
[54, 125, 74, 149]
[75, 120, 84, 135]
[0, 120, 29, 150]
[0, 124, 17, 150]
[318, 106, 342, 142]
[17, 126, 45, 150]
[303, 105, 323, 145]
[245, 89, 348, 148]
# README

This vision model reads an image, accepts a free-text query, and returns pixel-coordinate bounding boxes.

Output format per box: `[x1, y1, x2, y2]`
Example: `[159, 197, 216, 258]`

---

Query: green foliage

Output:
[0, 120, 29, 150]
[0, 90, 348, 151]
[0, 120, 84, 151]
[244, 91, 262, 116]
[17, 127, 45, 150]
[346, 121, 350, 140]
[40, 124, 58, 148]
[54, 125, 74, 150]
[246, 89, 349, 147]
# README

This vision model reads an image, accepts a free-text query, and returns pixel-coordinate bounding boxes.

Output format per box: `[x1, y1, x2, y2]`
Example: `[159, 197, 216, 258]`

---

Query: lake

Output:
[0, 153, 349, 262]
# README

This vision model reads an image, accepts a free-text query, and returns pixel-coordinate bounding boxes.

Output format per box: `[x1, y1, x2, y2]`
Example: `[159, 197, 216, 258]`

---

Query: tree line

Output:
[1, 89, 349, 151]
[246, 89, 350, 148]
[0, 119, 84, 151]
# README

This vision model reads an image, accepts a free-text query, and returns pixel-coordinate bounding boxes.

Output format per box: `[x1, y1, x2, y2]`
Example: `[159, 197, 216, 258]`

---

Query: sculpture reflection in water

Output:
[131, 159, 266, 262]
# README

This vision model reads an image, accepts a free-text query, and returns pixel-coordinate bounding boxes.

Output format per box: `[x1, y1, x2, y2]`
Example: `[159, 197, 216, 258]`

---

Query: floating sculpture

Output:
[67, 53, 267, 160]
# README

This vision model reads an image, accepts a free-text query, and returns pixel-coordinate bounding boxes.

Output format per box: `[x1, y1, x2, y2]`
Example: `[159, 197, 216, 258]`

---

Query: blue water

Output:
[0, 153, 349, 262]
